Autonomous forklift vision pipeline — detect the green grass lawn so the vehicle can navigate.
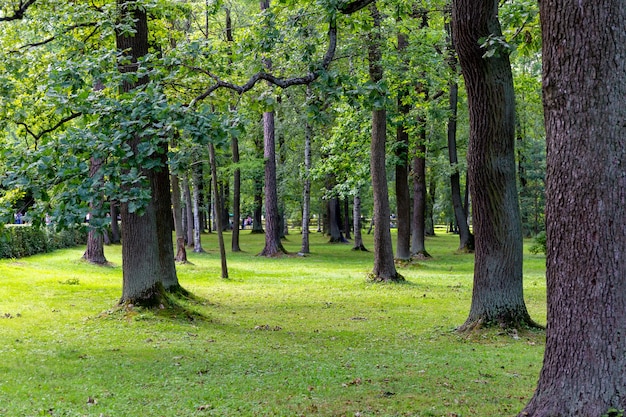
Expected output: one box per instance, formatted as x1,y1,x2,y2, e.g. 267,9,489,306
0,227,546,417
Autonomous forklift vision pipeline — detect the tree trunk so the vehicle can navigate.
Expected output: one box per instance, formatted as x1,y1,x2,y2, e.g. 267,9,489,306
367,3,402,282
209,143,228,278
231,132,241,251
258,109,286,256
328,197,346,243
410,142,430,257
452,0,535,329
182,175,194,247
109,202,120,244
446,35,474,251
153,144,179,291
343,198,351,240
394,25,411,261
519,2,626,415
300,95,312,254
191,164,205,253
258,0,286,257
83,157,107,265
170,173,187,263
352,193,367,251
116,0,166,306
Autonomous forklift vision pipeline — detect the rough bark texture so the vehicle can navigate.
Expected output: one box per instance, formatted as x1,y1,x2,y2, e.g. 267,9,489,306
367,3,401,282
328,197,346,243
452,0,534,329
519,1,626,416
410,144,429,257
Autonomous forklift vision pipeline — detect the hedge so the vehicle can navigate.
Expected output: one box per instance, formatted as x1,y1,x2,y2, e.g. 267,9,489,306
0,225,87,259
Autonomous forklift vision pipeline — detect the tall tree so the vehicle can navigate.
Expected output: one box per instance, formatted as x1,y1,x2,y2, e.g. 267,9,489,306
367,2,402,282
451,0,535,328
394,27,411,261
519,1,626,415
258,0,286,256
445,25,473,252
116,0,172,305
208,142,228,278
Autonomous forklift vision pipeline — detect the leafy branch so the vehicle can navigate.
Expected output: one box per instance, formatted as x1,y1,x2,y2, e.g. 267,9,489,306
188,0,375,106
0,0,37,22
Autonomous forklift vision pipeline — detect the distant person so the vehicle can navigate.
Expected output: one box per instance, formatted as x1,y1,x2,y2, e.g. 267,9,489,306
14,212,22,224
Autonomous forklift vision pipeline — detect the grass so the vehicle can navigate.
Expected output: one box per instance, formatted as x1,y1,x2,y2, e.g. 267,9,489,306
0,227,547,417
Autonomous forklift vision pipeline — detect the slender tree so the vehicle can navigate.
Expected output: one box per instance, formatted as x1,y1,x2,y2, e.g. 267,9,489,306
209,142,228,278
519,1,626,415
367,2,402,282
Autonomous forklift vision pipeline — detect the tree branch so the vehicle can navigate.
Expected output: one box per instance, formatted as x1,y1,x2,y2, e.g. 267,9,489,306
11,22,97,52
338,0,375,15
189,16,337,106
0,0,38,22
17,112,82,146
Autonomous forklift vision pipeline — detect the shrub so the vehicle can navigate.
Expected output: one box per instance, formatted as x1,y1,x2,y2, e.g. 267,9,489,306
0,225,87,259
529,231,547,255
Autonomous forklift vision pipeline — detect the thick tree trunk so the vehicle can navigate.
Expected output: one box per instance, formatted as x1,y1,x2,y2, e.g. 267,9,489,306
209,143,228,278
394,30,411,260
367,3,401,282
116,0,167,306
519,2,626,415
153,145,179,290
170,173,187,263
452,0,534,329
258,0,285,257
328,197,346,243
352,194,367,251
259,110,286,256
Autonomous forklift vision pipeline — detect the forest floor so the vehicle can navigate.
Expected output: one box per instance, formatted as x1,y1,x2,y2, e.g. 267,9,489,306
0,227,546,417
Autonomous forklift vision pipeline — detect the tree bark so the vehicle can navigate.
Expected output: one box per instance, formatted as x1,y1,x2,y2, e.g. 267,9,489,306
170,173,187,263
328,197,346,243
452,0,534,329
367,3,402,282
410,141,430,257
519,1,626,415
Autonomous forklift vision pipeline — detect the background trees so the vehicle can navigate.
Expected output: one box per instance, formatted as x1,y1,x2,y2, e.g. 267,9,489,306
0,1,545,291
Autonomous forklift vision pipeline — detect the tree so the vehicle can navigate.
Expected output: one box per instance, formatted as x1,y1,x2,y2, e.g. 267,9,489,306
451,0,535,329
367,2,402,282
519,1,626,415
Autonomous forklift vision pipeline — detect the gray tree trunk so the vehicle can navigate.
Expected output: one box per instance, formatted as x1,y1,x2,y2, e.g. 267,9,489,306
170,173,187,263
352,194,367,251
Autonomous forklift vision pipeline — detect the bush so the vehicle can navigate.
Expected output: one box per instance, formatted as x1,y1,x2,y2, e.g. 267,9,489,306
0,225,87,259
529,231,546,255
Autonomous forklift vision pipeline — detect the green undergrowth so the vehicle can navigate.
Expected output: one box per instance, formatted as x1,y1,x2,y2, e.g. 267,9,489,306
0,227,547,417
